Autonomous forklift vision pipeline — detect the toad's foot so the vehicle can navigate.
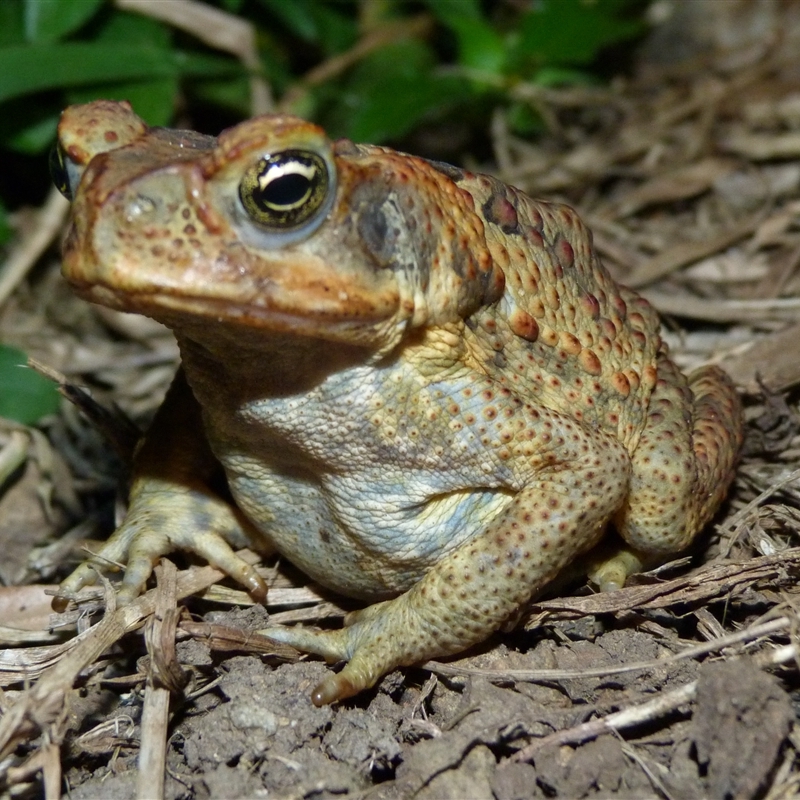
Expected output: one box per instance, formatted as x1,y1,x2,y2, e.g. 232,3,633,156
585,546,646,592
54,478,268,609
263,599,411,706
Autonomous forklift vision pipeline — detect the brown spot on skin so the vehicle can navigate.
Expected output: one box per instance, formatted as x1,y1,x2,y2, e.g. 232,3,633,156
559,331,582,355
624,369,640,391
509,309,539,342
629,311,645,328
580,292,601,318
545,285,560,310
600,318,617,339
557,238,574,269
612,372,631,396
482,193,520,234
579,349,602,376
540,326,559,347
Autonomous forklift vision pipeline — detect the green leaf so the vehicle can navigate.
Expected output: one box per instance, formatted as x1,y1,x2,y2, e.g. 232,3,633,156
533,66,598,87
0,43,171,102
0,346,60,425
110,77,177,126
24,0,104,44
93,8,170,48
311,3,357,56
258,0,319,41
190,74,252,118
514,0,644,69
64,11,179,125
0,42,238,105
257,0,355,54
67,77,178,127
446,15,507,75
5,108,59,153
506,102,544,136
172,49,243,79
0,200,12,246
425,0,507,78
424,0,483,26
0,0,26,47
324,40,470,143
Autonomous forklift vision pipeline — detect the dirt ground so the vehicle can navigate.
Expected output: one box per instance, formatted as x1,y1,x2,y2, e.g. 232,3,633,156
4,1,800,798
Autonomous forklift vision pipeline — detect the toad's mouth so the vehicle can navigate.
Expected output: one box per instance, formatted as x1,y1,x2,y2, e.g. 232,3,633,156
67,278,406,345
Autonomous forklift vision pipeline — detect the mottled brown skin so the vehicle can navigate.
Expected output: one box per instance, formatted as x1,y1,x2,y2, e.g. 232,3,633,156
53,100,743,705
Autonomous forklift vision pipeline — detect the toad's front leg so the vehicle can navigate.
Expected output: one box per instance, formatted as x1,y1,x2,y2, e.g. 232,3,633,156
264,427,630,705
54,370,269,609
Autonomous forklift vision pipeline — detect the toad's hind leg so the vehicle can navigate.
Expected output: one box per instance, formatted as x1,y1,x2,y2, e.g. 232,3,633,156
264,425,631,705
591,357,743,590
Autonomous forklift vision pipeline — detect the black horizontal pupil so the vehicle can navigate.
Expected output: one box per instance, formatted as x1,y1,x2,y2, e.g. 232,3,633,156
262,172,310,209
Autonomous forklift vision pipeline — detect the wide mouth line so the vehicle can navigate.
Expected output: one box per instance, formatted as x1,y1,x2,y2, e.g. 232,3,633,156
70,281,393,329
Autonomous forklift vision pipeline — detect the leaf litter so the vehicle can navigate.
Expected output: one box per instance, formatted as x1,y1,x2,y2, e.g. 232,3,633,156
4,2,800,798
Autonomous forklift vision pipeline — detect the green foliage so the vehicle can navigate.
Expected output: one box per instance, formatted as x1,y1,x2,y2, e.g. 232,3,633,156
0,0,647,212
323,40,471,144
23,0,105,44
0,346,60,424
0,0,647,425
513,0,644,69
430,0,645,85
0,201,12,246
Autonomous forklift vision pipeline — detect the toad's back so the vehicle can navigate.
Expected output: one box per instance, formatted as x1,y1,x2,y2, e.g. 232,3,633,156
453,168,661,446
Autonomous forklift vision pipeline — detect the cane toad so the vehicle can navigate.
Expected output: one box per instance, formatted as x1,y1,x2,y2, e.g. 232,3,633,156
52,100,743,705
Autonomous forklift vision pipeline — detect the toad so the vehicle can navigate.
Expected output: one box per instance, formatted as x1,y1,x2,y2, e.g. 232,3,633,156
51,100,743,705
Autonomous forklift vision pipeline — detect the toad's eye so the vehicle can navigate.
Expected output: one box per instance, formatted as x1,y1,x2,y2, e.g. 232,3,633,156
239,150,330,231
49,142,74,201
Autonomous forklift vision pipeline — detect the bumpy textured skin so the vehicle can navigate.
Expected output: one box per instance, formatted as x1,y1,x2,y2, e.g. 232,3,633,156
55,100,744,705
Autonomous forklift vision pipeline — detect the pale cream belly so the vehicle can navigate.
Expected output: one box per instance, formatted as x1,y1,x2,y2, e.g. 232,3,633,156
223,453,513,601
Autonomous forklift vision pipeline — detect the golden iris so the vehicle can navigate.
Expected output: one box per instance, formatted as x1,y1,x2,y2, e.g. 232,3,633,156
239,150,329,230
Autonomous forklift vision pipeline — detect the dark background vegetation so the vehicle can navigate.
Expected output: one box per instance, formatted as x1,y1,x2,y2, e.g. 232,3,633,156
0,0,647,233
0,0,650,423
